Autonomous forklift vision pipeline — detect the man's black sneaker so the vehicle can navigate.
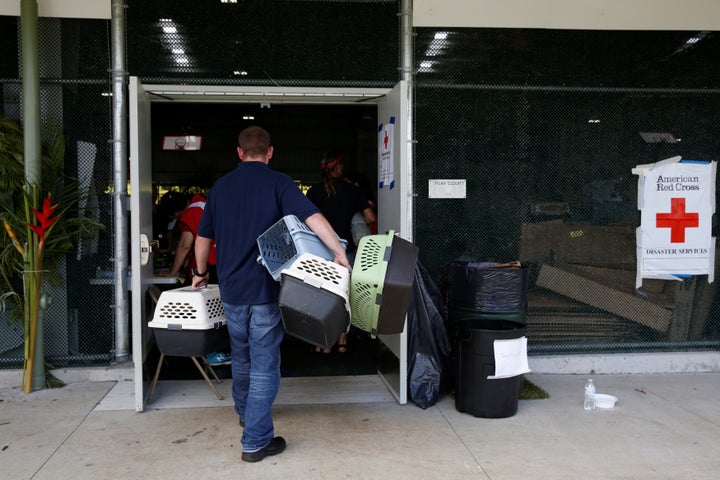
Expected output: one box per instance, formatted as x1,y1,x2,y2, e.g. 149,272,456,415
241,436,286,463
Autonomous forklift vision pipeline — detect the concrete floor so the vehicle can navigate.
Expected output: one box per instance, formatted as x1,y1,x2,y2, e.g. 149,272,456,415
2,371,719,480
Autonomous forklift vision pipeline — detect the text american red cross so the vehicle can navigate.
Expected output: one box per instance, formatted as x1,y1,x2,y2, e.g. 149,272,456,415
656,197,699,243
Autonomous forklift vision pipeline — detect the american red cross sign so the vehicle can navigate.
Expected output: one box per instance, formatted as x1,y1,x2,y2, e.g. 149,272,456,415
633,156,716,287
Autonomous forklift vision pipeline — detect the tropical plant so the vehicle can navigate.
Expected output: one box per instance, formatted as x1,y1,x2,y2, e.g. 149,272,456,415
0,115,104,392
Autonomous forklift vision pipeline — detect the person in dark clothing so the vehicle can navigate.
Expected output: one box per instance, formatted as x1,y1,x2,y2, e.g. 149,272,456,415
306,150,376,353
306,150,376,255
192,126,349,463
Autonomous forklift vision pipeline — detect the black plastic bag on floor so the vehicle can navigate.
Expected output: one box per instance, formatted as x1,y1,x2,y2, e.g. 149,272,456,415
407,262,452,409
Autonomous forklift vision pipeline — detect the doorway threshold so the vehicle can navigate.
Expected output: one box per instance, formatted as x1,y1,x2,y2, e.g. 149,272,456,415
96,375,395,411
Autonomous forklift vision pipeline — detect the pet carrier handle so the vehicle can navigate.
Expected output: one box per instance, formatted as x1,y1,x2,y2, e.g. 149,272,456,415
301,275,323,288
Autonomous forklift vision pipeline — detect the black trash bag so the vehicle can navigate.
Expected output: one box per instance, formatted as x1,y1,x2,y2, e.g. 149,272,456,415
407,262,452,409
447,261,529,312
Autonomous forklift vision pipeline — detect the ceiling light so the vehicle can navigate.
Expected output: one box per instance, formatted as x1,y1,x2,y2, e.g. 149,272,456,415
672,31,709,55
685,31,709,45
420,31,450,69
418,60,434,73
158,18,193,68
639,131,679,143
233,70,248,76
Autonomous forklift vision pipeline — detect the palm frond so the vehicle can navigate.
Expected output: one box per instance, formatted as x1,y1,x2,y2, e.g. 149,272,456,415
0,116,26,194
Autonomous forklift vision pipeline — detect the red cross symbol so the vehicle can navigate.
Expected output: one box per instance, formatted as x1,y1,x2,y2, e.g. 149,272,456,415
383,130,389,149
656,197,699,243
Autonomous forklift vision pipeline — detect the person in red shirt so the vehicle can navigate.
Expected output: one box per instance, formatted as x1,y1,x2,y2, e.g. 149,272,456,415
159,193,228,366
160,193,218,285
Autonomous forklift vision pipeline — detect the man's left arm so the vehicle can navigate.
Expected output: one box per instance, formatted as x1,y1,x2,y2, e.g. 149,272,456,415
304,212,351,269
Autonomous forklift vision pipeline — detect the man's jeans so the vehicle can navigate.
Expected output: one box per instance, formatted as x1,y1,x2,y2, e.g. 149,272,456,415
223,302,285,452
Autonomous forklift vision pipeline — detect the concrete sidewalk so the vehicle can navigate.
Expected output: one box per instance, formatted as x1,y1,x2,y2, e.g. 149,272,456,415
2,372,719,480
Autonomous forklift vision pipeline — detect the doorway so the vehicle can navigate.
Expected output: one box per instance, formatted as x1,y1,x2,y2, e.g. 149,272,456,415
130,80,410,411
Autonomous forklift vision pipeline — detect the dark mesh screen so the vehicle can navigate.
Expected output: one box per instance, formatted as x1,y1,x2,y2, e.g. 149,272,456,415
0,17,114,368
126,0,399,86
415,28,720,353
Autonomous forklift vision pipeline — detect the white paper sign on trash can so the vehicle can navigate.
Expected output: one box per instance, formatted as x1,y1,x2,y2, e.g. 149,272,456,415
488,336,531,379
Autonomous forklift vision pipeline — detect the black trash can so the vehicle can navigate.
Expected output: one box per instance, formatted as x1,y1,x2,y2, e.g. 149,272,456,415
455,320,526,418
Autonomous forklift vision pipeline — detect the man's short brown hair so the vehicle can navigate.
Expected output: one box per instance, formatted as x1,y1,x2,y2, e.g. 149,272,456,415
238,126,271,158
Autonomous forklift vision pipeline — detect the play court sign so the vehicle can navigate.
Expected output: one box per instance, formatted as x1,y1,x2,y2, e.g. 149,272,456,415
632,156,716,288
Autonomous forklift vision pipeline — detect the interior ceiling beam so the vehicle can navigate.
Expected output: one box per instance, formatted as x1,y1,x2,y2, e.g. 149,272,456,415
144,86,391,104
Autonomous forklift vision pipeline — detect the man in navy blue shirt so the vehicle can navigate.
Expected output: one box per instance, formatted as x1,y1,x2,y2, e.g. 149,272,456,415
192,126,350,463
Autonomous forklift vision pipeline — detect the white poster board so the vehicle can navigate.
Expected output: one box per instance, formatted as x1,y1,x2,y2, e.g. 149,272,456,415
633,156,717,287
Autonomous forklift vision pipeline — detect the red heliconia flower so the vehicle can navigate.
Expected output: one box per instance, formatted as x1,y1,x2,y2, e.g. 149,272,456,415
27,195,59,242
